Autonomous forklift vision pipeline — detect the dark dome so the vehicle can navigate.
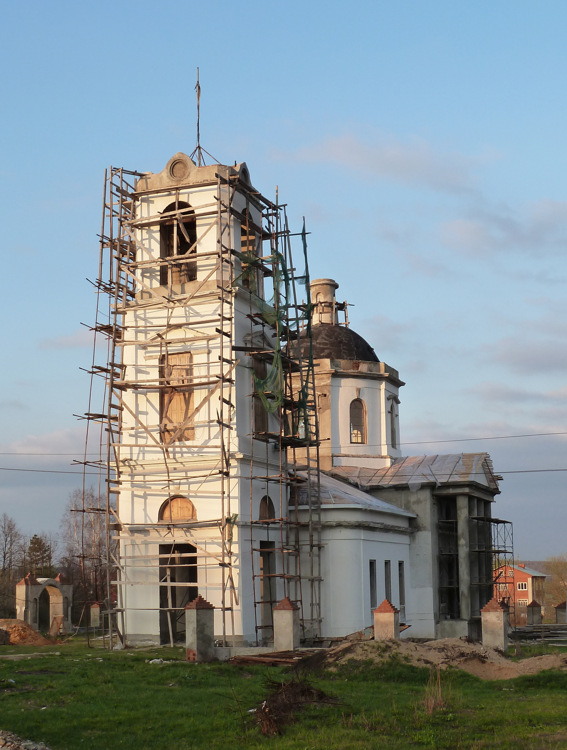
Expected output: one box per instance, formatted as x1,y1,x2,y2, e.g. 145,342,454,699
297,323,379,362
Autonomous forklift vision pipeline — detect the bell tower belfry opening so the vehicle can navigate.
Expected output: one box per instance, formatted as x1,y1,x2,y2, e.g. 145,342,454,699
84,153,321,646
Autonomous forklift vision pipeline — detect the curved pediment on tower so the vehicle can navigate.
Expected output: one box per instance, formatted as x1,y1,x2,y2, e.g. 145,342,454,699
135,153,252,192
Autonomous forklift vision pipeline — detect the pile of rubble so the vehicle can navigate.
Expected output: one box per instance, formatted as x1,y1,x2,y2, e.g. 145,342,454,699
0,621,50,647
319,637,567,680
0,731,51,750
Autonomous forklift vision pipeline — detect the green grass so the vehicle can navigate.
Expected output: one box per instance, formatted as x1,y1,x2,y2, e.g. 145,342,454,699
2,640,567,749
508,642,567,659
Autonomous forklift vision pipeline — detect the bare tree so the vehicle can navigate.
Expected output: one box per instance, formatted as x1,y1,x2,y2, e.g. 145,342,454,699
544,555,567,607
0,514,22,575
0,514,24,617
60,488,109,613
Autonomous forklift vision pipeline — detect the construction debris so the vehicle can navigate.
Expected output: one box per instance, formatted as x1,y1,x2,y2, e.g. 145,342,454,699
252,676,335,736
229,649,321,667
0,621,51,647
0,731,51,750
311,637,567,681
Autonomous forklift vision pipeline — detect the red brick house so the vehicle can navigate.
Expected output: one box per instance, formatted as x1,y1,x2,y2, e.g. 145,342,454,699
494,563,546,626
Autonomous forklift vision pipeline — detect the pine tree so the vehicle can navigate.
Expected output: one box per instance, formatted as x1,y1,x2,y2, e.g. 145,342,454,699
27,534,55,578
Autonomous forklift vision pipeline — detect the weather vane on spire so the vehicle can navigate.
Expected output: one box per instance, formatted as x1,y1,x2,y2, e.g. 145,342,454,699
190,68,217,166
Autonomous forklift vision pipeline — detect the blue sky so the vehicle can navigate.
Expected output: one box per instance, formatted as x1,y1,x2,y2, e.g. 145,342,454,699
1,1,566,559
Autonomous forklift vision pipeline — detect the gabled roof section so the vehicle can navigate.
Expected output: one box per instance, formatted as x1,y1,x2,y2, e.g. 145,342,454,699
330,453,500,493
511,564,547,578
494,564,547,578
296,471,415,518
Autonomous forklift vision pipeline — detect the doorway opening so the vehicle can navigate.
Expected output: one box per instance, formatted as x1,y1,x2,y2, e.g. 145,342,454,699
259,540,276,642
37,585,63,632
159,543,197,644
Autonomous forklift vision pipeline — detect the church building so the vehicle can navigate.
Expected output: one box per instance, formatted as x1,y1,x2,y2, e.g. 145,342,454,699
300,279,502,640
91,151,507,647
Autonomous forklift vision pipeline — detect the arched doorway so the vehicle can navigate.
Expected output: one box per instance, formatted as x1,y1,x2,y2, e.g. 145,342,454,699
258,496,276,642
37,585,63,632
158,497,198,644
38,589,50,631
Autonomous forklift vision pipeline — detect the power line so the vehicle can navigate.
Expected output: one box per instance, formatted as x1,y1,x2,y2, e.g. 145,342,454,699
0,452,101,456
0,431,565,458
401,431,567,446
0,465,566,478
0,466,98,476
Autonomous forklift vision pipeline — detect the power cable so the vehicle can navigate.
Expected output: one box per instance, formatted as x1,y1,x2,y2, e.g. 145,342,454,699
2,430,565,457
0,465,566,477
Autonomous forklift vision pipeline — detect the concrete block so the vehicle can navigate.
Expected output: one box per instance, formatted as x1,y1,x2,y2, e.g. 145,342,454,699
273,597,300,651
90,603,100,628
526,600,542,626
185,595,215,662
481,597,508,652
373,599,400,640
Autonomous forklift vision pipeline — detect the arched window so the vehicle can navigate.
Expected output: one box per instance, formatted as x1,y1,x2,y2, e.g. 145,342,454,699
389,400,398,449
259,495,276,522
240,209,260,293
160,201,197,286
160,352,194,444
159,496,197,523
252,357,268,435
350,398,366,444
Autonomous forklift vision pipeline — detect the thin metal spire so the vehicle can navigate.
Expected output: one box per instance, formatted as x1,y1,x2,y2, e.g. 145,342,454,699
190,68,219,166
195,68,202,166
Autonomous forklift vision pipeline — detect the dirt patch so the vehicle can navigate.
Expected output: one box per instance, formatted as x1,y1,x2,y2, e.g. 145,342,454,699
253,677,335,735
0,621,51,647
317,638,567,681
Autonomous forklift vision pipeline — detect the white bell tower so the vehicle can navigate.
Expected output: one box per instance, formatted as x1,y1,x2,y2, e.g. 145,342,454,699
92,153,321,646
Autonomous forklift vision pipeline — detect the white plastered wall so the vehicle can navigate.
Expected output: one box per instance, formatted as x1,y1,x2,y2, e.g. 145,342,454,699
117,172,284,644
330,372,401,470
298,506,412,638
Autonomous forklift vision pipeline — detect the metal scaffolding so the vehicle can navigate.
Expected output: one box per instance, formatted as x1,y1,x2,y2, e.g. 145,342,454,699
81,159,321,647
491,517,515,623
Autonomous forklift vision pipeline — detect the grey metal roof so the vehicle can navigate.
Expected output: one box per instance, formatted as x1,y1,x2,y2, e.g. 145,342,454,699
296,471,415,517
330,453,500,492
512,565,547,578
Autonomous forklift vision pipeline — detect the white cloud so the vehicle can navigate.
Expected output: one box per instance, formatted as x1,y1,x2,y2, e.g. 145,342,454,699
398,249,450,279
40,327,94,350
357,315,412,355
521,302,567,338
0,426,97,457
481,336,567,375
274,133,485,194
0,399,27,411
0,427,103,537
441,199,567,257
467,382,567,406
304,200,363,224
